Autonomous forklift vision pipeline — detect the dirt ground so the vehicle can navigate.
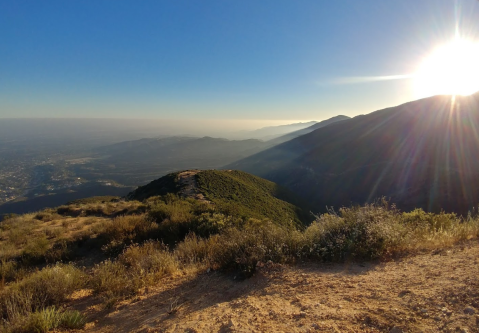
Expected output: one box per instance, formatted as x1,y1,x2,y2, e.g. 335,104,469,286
74,240,479,333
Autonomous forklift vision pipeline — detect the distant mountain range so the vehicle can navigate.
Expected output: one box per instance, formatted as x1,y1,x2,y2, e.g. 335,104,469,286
232,121,318,140
267,115,350,145
88,117,349,186
228,93,479,214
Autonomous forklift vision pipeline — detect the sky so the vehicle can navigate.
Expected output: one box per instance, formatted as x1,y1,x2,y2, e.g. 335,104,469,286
1,0,479,123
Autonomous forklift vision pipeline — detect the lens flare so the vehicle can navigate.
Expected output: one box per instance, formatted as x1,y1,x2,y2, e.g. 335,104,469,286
414,38,479,98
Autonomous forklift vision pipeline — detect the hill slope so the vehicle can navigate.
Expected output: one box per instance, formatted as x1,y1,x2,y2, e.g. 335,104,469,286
267,115,350,145
228,93,479,214
232,121,318,140
128,170,312,227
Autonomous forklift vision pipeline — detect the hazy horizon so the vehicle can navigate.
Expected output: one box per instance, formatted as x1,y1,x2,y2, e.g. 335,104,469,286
2,0,478,121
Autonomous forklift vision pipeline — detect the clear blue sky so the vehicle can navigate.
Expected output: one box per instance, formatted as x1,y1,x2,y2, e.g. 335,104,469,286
1,0,479,121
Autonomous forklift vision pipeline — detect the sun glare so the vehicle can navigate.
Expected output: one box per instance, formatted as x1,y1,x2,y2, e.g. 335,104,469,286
414,38,479,98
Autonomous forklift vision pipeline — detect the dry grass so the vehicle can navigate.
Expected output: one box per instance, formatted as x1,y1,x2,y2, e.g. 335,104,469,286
0,264,85,331
1,197,479,332
91,241,178,303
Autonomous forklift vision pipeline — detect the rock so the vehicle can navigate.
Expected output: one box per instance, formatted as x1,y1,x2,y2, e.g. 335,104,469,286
219,319,236,333
390,326,403,333
292,311,306,319
311,323,320,329
464,307,476,315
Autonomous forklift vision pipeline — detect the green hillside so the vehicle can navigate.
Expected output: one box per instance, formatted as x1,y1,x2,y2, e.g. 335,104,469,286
128,170,311,228
195,170,310,227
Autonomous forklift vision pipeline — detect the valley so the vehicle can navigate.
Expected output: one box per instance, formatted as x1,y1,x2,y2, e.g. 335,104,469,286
3,2,479,332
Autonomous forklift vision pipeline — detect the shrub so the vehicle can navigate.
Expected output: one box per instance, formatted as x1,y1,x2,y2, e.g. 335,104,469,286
91,260,139,298
21,306,62,333
206,220,302,275
102,215,158,243
118,242,177,278
11,307,86,333
99,215,159,254
0,264,85,322
303,202,406,261
34,210,61,222
175,234,214,265
91,242,177,298
0,260,19,283
58,309,86,329
22,237,50,264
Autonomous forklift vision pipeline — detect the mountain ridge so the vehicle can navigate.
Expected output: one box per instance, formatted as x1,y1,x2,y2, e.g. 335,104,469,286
228,93,479,214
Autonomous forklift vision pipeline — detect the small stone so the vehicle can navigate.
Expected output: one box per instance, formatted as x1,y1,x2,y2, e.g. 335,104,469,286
311,323,320,329
464,307,476,315
421,309,428,314
390,326,403,333
218,319,236,333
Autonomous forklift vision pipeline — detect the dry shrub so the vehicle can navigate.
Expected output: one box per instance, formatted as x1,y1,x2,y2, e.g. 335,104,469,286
90,260,136,298
205,220,302,275
91,241,177,299
21,237,50,263
5,307,86,333
119,242,177,278
175,233,214,265
400,208,479,249
0,264,85,323
102,215,159,244
34,210,62,222
303,201,406,261
0,260,19,284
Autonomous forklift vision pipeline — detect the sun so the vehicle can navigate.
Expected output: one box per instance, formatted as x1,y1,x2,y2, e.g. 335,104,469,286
414,38,479,98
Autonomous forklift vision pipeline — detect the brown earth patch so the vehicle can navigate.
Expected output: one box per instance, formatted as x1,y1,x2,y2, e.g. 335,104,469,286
75,240,479,333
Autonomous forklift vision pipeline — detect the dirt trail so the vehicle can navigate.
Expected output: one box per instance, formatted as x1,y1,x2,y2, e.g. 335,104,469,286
177,170,211,204
79,240,479,333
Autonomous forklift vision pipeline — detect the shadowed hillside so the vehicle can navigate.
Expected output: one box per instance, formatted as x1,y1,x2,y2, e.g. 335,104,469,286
267,115,350,145
228,93,479,214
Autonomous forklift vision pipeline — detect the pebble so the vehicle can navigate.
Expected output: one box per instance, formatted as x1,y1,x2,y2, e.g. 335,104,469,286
389,326,403,333
464,307,476,315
